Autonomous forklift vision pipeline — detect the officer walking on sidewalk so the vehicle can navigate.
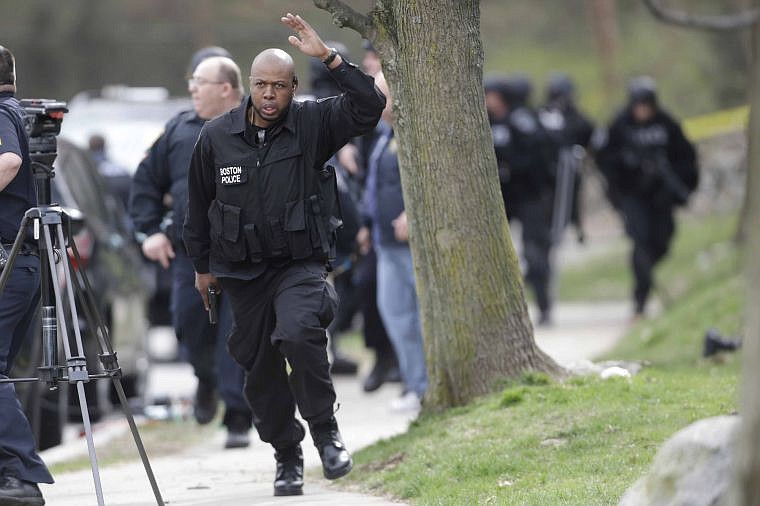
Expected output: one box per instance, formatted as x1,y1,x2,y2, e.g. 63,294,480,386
183,13,385,496
129,48,253,448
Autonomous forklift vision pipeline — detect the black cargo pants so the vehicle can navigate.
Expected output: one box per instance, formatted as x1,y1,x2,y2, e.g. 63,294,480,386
219,260,338,449
618,196,675,314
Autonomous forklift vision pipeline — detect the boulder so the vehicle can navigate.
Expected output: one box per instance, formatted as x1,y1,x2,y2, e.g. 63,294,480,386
619,415,739,506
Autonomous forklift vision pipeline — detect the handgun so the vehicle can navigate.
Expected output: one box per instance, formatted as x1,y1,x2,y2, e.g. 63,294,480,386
207,286,219,326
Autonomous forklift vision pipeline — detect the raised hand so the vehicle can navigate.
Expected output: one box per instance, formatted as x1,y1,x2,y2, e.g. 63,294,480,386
281,13,331,60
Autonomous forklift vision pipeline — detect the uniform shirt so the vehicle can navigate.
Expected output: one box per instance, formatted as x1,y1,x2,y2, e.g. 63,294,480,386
0,91,35,245
130,110,205,244
183,58,385,278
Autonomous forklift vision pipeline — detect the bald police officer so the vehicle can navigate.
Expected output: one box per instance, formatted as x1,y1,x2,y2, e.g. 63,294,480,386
183,14,385,496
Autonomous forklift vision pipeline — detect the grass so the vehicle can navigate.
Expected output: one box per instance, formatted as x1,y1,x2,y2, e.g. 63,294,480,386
48,417,217,475
340,210,743,504
558,211,739,303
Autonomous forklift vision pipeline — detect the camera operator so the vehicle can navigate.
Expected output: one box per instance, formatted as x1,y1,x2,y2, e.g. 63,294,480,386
595,77,698,317
129,48,253,448
0,45,53,506
183,13,385,496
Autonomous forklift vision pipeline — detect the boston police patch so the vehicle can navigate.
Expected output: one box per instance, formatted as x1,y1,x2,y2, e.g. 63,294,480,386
217,165,247,185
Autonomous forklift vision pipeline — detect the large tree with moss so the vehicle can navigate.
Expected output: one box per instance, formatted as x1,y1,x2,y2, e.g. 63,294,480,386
314,0,562,410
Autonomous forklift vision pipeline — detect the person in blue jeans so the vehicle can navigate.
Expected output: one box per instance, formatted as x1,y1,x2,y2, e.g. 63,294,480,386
358,73,426,413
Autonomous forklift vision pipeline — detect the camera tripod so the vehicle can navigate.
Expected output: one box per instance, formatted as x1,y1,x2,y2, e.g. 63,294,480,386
0,158,164,506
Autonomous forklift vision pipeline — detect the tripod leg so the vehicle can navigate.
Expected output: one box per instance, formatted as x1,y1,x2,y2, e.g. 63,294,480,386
41,223,106,506
112,377,165,506
76,381,106,506
67,232,165,505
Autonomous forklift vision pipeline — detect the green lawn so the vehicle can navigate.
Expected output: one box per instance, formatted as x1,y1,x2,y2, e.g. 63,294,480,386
558,211,739,303
341,211,743,505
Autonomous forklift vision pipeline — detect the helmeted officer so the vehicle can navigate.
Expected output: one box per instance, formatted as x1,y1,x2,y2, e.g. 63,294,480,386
594,76,698,316
0,45,52,506
183,13,385,496
539,73,594,243
485,74,557,325
129,48,253,448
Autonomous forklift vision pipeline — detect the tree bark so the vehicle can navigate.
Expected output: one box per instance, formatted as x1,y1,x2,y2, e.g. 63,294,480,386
733,5,760,505
316,0,563,410
587,0,621,104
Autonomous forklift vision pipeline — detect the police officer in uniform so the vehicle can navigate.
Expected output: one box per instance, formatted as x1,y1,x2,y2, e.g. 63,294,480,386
0,45,52,506
595,77,698,316
183,14,384,496
130,49,253,448
539,74,594,243
485,74,557,325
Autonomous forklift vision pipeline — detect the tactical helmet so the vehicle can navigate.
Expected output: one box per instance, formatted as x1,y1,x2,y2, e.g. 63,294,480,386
628,76,658,106
546,73,575,102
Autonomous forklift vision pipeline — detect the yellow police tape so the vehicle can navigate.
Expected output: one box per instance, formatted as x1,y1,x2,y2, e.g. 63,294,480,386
683,105,749,142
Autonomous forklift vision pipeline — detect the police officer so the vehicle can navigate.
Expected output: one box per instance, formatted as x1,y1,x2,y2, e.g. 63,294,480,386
595,77,698,316
0,45,52,506
539,74,594,243
183,13,384,496
485,74,557,325
129,49,253,448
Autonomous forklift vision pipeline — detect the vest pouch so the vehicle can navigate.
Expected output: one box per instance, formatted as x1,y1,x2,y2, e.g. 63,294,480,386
284,199,312,259
207,200,247,262
265,218,288,258
317,166,343,226
243,224,264,263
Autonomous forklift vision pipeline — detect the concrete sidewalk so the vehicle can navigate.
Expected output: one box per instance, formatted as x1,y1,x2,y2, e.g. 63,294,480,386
40,300,630,505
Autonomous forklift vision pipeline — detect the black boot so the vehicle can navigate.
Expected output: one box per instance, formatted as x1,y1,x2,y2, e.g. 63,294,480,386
193,380,218,425
309,417,353,480
0,475,45,505
273,445,303,496
362,350,400,392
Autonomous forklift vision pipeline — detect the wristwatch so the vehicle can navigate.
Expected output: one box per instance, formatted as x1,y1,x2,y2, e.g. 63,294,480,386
322,47,339,66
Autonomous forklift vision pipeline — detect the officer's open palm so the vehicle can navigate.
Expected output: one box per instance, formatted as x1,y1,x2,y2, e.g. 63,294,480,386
281,13,330,59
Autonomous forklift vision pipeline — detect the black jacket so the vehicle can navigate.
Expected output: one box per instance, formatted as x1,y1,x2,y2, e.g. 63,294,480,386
595,107,698,209
490,106,556,212
183,59,385,278
130,110,205,244
538,103,594,149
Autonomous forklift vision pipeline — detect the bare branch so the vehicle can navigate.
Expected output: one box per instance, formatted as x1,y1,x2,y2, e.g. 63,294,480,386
642,0,759,31
314,0,374,39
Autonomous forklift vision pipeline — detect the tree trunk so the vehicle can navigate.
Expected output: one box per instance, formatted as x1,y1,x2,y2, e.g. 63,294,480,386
316,0,563,410
587,0,621,104
733,4,760,504
737,8,760,243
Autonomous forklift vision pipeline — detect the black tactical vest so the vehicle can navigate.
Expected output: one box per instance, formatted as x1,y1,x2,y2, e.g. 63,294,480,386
207,146,342,268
